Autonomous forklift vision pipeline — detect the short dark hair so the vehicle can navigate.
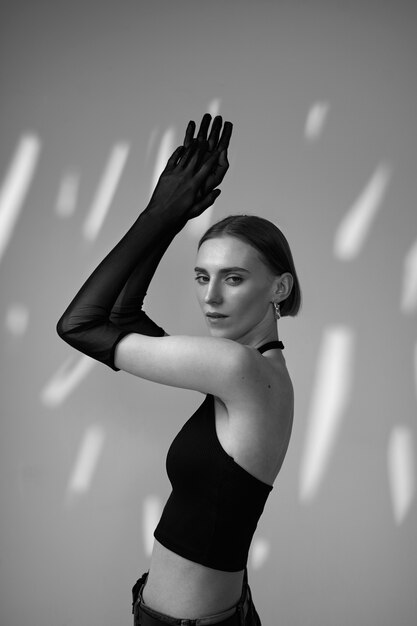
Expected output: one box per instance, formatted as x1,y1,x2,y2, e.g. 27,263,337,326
198,214,302,316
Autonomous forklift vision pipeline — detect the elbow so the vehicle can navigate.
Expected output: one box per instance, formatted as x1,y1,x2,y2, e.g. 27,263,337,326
56,312,76,342
56,315,67,340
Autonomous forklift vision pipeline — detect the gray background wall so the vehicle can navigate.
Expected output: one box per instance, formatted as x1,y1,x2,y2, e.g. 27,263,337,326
1,1,416,624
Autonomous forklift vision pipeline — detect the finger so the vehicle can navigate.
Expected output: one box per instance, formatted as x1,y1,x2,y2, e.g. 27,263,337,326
206,161,228,190
179,139,200,168
218,121,233,152
207,116,222,151
213,149,229,182
183,120,195,148
218,148,229,168
199,150,229,194
194,149,223,183
186,141,208,172
195,140,209,171
165,145,185,169
196,113,212,142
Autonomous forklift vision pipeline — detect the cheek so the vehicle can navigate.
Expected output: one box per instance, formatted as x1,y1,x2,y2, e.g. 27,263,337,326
233,285,269,313
195,287,205,307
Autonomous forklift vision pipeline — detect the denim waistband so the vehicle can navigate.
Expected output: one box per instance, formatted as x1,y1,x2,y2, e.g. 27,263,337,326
132,569,250,625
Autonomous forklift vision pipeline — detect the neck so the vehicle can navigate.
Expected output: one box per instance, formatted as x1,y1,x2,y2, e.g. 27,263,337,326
236,329,280,351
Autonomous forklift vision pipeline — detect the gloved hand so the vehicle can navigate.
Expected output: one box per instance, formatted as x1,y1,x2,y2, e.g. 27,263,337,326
146,115,231,221
57,114,233,370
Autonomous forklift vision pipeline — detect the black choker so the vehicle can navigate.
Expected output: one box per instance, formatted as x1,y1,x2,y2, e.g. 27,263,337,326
257,341,284,354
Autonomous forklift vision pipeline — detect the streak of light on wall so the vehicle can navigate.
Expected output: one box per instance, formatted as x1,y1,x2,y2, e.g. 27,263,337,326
299,327,355,502
146,128,159,162
0,135,41,264
41,355,96,407
83,143,130,242
401,237,417,314
207,98,221,118
67,424,106,495
250,537,270,570
150,127,176,196
334,164,392,260
56,171,80,218
5,304,30,336
142,495,163,557
414,341,417,403
387,426,415,525
304,102,330,141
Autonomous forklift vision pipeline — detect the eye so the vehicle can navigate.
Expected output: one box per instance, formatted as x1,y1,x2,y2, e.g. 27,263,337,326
226,275,243,285
194,275,209,284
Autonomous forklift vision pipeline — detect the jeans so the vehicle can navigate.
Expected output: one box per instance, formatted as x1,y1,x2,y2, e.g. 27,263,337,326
132,568,262,626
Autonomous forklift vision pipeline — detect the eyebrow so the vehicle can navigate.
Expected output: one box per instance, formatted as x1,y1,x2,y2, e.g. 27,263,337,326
194,266,250,274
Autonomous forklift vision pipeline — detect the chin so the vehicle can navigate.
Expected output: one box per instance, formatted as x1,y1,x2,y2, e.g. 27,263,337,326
206,325,230,338
208,328,228,338
208,327,240,341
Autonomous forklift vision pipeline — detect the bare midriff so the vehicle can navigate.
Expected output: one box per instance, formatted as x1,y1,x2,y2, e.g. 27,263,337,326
141,539,244,619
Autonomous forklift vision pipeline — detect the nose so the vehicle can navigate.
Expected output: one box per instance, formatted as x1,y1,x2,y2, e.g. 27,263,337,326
204,279,223,305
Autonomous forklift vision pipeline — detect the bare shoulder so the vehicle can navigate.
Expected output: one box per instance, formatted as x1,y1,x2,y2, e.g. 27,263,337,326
232,350,293,423
114,332,258,401
218,354,294,484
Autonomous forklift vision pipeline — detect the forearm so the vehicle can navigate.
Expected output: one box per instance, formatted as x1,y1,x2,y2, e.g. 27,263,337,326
64,209,180,312
56,206,184,369
109,230,174,334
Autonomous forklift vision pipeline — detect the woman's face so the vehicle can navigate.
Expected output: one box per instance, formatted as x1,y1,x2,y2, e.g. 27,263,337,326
194,235,279,344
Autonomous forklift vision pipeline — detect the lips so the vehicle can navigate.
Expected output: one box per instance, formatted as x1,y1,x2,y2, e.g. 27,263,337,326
206,312,228,318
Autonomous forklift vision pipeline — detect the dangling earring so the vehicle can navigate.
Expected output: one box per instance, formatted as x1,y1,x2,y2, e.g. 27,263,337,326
273,302,281,320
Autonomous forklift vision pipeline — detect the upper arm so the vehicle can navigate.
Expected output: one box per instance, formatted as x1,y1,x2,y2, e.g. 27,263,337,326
114,333,255,401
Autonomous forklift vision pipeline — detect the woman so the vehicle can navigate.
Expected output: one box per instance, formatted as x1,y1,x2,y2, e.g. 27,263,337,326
57,113,301,625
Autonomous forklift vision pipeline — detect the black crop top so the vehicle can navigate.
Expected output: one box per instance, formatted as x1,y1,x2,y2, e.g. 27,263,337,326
153,340,284,572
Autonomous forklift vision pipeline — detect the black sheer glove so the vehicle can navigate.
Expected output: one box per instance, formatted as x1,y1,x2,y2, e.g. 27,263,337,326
108,114,232,337
108,231,172,337
56,114,232,371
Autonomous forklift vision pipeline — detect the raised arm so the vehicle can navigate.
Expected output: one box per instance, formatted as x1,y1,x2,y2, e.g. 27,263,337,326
56,114,232,373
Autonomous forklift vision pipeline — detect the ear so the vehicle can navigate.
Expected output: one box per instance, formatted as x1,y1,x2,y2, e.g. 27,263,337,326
272,272,293,303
